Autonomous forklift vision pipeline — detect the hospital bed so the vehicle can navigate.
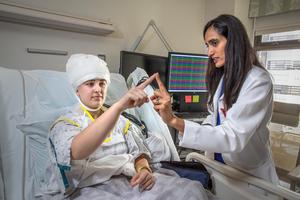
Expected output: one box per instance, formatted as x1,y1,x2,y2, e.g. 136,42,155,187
0,66,300,200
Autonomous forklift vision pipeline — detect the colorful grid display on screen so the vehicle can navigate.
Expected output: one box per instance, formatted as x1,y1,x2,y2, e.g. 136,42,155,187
168,53,208,92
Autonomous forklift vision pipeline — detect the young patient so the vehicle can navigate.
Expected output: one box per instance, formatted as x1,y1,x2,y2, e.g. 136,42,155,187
46,54,209,200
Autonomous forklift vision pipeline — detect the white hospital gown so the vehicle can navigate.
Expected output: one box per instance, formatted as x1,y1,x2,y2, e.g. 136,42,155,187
46,105,210,200
50,107,151,163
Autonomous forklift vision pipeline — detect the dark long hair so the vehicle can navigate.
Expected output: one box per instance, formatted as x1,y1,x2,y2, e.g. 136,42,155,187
203,14,264,110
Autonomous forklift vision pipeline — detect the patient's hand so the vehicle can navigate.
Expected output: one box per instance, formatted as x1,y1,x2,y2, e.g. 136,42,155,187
130,169,156,192
115,73,158,110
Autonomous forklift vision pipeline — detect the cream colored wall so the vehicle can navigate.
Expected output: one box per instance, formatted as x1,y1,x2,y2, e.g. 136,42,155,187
0,0,206,72
204,0,254,42
0,0,253,72
204,0,235,23
234,0,254,42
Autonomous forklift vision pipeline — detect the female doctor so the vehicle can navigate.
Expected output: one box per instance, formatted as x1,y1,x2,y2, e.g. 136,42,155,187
151,14,278,184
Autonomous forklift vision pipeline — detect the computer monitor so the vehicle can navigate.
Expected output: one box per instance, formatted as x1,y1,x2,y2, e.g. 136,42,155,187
119,51,168,88
168,52,208,92
167,52,209,113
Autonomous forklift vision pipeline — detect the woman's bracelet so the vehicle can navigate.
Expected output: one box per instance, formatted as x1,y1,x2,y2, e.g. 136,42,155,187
136,165,152,173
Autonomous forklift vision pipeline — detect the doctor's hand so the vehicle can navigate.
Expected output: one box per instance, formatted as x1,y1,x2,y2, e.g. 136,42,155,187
150,75,176,125
151,75,185,133
115,73,158,111
130,169,156,192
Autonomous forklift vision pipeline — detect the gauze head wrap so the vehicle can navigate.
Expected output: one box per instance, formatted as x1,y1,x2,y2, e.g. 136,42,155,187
66,54,110,90
66,54,110,112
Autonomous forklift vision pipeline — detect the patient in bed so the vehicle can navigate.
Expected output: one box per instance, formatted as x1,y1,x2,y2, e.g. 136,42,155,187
44,54,209,200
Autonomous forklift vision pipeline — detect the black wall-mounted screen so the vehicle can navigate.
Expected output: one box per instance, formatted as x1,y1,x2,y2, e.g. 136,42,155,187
119,51,168,87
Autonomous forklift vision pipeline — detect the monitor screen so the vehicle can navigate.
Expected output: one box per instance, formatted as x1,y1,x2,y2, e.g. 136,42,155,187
167,52,209,113
119,51,168,87
167,52,208,93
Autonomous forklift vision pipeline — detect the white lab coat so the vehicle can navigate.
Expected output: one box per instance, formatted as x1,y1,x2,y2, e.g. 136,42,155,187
179,66,279,184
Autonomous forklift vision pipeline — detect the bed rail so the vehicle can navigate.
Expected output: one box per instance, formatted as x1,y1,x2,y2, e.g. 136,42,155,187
186,152,300,200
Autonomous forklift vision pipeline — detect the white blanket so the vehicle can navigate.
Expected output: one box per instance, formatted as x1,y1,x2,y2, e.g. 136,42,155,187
41,169,210,200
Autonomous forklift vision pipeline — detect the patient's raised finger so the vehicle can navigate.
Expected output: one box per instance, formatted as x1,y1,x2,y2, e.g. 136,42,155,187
137,73,158,89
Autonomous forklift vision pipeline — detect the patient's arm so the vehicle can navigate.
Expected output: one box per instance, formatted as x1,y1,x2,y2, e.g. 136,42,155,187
124,121,155,191
71,74,157,160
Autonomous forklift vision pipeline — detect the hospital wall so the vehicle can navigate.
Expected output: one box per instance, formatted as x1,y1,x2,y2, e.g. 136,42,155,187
0,0,251,72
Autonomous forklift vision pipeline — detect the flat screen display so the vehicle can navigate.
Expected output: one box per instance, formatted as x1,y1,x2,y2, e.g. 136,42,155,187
119,51,168,87
168,52,208,92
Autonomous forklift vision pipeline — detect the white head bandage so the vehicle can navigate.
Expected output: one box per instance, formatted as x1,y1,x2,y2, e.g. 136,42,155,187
66,54,110,111
66,54,110,90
